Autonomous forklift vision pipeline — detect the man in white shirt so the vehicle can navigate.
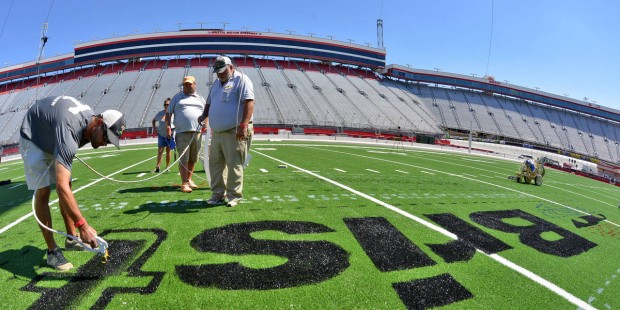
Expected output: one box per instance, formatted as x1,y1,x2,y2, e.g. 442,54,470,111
166,76,206,193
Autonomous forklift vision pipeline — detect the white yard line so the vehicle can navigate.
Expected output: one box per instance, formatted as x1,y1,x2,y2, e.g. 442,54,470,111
366,169,380,173
0,156,154,235
254,149,596,310
8,183,23,189
334,168,347,172
544,184,617,208
420,170,435,175
395,170,409,174
309,146,620,228
260,168,268,173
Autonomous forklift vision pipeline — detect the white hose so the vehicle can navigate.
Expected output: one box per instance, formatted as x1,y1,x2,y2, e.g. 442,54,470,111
30,161,108,256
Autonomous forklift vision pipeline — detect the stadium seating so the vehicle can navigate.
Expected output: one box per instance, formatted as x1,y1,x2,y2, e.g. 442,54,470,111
1,57,619,165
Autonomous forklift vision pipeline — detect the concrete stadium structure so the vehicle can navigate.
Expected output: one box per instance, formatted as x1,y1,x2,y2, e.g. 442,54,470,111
1,29,619,173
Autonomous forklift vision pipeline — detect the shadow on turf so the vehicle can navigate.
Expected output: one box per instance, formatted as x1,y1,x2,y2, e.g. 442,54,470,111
0,181,35,218
0,245,46,279
123,198,219,215
122,170,153,176
118,185,210,194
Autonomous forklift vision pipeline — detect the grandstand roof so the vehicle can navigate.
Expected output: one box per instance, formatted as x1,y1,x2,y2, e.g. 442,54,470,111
0,30,386,83
382,65,620,124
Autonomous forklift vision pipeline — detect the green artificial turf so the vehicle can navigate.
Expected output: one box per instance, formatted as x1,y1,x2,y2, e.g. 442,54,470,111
0,140,618,309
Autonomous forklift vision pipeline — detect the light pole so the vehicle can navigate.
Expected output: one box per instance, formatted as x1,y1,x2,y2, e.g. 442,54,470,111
222,22,229,30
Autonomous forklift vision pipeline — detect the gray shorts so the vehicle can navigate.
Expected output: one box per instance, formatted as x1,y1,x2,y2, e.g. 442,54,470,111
20,138,56,190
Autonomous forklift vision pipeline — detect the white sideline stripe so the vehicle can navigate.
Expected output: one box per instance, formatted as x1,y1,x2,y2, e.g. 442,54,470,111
9,183,23,189
0,156,155,235
334,168,347,172
420,170,434,175
260,168,268,173
366,169,380,173
253,149,595,310
545,183,616,208
395,170,409,174
312,146,620,228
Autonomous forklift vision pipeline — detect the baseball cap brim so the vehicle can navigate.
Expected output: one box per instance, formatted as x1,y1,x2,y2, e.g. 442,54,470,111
214,64,228,73
101,110,126,149
105,125,121,149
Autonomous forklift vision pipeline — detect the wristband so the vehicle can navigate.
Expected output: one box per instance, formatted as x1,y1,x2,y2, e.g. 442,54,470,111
75,218,87,228
239,123,248,129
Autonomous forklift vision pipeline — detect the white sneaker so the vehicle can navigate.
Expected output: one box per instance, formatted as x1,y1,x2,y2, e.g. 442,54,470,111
65,237,91,251
47,247,73,271
227,198,241,208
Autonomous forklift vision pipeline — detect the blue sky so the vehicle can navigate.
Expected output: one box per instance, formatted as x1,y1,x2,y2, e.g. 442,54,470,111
1,0,619,111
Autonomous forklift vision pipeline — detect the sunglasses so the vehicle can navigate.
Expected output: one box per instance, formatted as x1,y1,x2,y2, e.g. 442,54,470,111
102,124,111,144
164,104,169,107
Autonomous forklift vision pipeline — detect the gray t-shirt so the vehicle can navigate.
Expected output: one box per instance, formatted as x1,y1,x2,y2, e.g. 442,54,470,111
20,96,94,171
207,70,254,132
153,110,174,137
168,92,206,133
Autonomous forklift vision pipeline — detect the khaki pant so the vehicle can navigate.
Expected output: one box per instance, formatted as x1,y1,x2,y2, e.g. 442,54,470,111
175,131,202,163
209,124,253,200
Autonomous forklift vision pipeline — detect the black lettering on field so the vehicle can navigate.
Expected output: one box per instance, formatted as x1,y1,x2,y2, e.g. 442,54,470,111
22,239,143,310
572,214,606,228
176,221,349,290
425,213,512,260
93,228,167,309
470,209,597,257
21,228,167,310
426,240,476,263
344,217,435,271
393,273,473,309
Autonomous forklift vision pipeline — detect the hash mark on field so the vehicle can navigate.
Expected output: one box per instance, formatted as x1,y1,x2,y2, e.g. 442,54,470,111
366,169,380,173
9,184,23,189
137,173,146,178
260,169,268,173
395,170,409,174
420,170,434,175
334,168,347,172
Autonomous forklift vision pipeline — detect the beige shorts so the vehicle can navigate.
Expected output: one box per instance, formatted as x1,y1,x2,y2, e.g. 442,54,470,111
20,138,57,190
175,131,202,163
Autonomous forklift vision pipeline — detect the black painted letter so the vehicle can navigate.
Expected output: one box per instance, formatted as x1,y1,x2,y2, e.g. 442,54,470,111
470,209,597,257
176,221,350,290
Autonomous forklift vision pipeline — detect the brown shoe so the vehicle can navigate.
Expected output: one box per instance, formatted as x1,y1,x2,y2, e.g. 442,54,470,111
188,180,198,189
181,183,193,193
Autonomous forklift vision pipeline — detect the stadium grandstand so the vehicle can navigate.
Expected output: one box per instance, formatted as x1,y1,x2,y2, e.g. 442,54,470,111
1,29,619,177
